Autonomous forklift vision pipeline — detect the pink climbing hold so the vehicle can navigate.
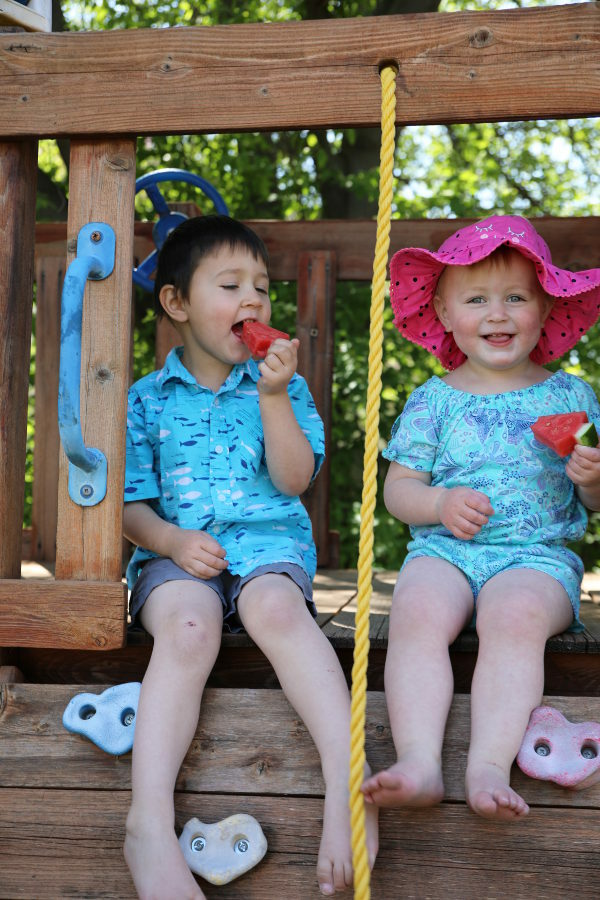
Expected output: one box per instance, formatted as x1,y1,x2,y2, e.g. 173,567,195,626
516,706,600,790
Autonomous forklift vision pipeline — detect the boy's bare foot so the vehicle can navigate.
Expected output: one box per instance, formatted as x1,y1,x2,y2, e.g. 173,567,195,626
465,762,529,821
124,814,206,900
360,752,444,808
316,779,379,895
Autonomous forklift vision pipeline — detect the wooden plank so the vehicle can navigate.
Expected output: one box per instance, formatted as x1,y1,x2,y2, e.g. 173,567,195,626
55,139,136,583
31,256,63,562
0,140,37,578
1,792,600,898
297,251,336,567
0,581,127,649
0,5,599,138
3,685,600,812
35,217,600,282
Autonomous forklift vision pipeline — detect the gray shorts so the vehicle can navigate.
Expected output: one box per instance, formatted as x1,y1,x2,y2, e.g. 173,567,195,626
129,557,316,633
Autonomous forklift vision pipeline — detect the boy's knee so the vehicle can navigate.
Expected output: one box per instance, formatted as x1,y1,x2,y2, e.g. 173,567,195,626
160,611,221,659
240,582,306,635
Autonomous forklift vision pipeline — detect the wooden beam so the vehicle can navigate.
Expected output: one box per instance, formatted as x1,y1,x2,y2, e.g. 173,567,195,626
0,5,598,137
297,251,336,567
1,787,599,899
55,139,136,583
0,581,127,649
35,217,600,282
2,685,600,810
0,141,37,578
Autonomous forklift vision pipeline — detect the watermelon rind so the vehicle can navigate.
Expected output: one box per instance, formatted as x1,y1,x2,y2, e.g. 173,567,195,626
575,422,599,448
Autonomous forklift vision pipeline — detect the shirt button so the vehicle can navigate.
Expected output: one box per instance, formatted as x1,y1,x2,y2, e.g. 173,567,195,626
214,445,223,454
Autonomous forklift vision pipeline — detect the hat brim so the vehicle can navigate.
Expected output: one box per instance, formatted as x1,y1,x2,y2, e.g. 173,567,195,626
389,241,600,370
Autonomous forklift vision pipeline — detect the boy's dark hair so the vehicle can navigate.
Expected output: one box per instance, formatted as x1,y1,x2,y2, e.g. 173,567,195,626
153,215,269,319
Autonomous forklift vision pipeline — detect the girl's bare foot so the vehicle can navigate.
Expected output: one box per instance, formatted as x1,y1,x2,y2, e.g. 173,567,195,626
316,777,379,895
124,812,206,900
465,762,529,821
360,751,444,808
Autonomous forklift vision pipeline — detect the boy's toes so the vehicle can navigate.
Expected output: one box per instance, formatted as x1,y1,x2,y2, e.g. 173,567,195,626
317,857,352,895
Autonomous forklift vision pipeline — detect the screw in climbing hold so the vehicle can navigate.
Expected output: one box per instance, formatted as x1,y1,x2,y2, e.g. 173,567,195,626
235,839,249,853
191,837,206,852
534,742,551,757
80,484,94,499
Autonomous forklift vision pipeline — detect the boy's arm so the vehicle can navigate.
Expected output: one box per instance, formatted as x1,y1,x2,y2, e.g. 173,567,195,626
260,391,315,495
257,337,315,495
123,501,227,578
384,461,493,541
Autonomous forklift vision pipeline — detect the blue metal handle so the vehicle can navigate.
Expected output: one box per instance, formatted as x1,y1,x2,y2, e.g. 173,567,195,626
58,223,115,507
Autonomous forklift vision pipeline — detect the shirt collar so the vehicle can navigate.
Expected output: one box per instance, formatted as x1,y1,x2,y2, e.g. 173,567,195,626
161,346,261,392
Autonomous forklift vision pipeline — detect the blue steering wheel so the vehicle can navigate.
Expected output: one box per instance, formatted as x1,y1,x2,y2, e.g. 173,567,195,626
133,168,229,293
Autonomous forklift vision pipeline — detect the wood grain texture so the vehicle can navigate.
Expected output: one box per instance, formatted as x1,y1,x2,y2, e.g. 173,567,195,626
55,139,135,583
31,256,63,563
2,789,600,899
34,217,600,280
0,580,127,649
0,5,598,137
2,685,600,810
3,690,600,898
0,140,37,578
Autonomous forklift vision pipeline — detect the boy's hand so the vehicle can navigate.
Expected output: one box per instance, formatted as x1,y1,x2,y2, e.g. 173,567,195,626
166,527,228,579
436,486,494,540
566,444,600,488
257,337,299,395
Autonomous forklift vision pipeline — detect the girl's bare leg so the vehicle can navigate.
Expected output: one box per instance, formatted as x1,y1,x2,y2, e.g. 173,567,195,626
466,569,573,821
361,558,473,808
124,581,223,900
238,574,378,896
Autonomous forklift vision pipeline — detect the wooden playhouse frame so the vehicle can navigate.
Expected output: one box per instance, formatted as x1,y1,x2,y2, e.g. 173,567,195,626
2,3,600,897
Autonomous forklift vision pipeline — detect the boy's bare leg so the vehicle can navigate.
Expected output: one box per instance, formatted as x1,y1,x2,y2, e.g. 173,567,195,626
238,573,378,897
124,581,223,900
361,558,473,808
467,568,573,822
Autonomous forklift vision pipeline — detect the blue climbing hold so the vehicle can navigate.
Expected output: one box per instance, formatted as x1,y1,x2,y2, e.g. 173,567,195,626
62,682,141,755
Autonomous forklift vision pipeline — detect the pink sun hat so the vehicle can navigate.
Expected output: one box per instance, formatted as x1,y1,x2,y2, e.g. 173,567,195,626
389,215,600,370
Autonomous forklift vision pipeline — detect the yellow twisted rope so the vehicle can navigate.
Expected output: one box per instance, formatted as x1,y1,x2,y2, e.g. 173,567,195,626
349,64,397,900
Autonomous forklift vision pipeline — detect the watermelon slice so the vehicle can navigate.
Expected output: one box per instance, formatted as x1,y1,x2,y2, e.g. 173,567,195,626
240,320,290,358
531,411,590,457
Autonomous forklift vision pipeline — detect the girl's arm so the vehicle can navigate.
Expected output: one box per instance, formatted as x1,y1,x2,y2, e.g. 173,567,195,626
567,445,600,511
384,461,493,540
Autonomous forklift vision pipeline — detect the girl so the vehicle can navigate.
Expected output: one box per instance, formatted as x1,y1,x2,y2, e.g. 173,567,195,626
362,215,600,821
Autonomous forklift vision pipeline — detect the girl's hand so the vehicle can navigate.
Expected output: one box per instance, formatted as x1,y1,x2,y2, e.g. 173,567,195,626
436,486,494,540
566,444,600,488
166,527,228,579
257,337,299,395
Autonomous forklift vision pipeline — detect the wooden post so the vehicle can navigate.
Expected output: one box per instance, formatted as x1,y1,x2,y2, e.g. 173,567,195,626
296,251,337,568
0,140,37,578
55,139,136,584
31,256,64,562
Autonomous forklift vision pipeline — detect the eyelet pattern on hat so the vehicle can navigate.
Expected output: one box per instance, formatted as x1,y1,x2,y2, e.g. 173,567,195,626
389,215,600,370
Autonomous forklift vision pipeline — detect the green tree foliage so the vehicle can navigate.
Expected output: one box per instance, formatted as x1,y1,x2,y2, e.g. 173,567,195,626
36,0,600,570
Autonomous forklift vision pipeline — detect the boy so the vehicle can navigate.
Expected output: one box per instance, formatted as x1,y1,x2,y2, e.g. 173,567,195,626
123,215,378,898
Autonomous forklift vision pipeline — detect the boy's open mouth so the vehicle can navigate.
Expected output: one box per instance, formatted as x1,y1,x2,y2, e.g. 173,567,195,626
232,319,256,339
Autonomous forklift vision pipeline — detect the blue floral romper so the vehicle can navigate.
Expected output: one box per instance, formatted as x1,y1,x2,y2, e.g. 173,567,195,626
383,371,600,630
